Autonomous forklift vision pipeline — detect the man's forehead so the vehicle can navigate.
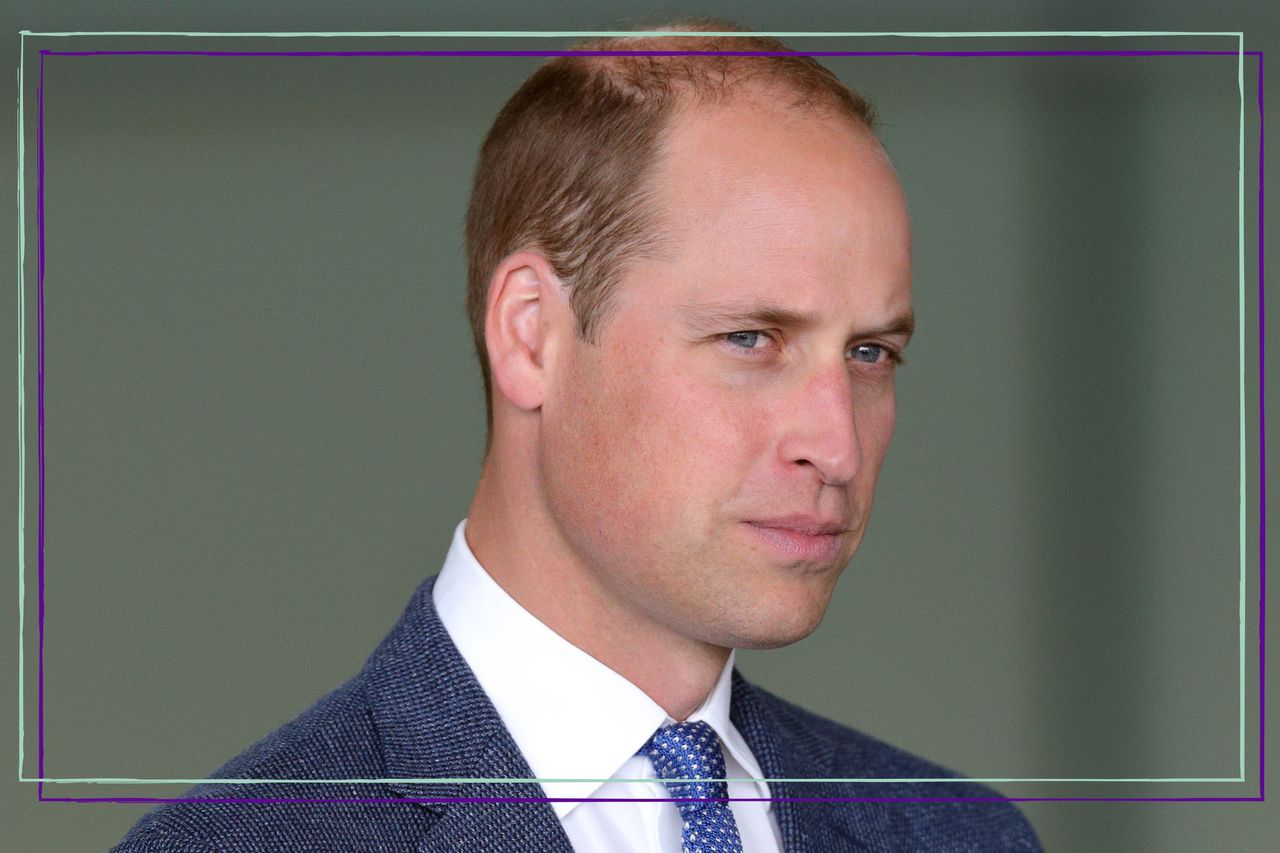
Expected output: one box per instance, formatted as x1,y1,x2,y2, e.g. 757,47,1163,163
649,96,901,230
658,84,880,167
608,84,912,342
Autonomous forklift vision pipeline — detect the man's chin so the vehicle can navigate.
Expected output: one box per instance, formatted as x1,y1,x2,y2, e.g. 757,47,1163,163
719,592,834,650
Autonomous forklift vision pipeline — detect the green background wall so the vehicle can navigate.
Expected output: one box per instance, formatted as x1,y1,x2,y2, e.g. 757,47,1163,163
3,2,1276,850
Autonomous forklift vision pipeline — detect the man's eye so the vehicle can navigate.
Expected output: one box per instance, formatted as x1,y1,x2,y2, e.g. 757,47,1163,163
850,344,893,364
725,330,768,349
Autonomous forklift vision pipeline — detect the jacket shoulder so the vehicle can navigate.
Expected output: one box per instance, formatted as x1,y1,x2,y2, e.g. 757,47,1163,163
209,674,383,781
744,683,1043,851
111,674,429,853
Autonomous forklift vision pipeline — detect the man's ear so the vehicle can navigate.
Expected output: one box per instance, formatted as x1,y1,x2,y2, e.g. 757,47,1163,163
484,251,570,413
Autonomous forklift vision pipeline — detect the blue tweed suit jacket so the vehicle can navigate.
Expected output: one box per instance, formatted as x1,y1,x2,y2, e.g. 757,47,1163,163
114,576,1041,852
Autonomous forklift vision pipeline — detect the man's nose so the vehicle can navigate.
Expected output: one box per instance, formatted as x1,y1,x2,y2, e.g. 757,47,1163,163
775,363,863,486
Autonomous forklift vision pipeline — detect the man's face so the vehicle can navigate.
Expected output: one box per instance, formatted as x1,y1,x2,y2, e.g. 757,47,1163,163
537,92,913,651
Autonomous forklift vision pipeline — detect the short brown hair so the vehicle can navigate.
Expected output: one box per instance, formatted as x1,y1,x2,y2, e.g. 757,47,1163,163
464,18,877,434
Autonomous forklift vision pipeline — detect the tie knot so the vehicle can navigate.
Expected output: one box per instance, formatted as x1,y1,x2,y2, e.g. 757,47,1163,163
640,720,728,800
640,720,743,851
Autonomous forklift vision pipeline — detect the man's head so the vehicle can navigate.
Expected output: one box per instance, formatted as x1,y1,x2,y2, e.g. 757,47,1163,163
465,21,878,433
466,21,913,652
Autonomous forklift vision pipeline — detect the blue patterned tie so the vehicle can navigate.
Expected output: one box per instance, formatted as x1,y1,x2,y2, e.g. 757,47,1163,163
640,720,744,853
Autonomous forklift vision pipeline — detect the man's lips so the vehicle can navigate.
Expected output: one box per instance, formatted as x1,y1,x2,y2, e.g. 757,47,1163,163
743,515,851,562
747,514,850,536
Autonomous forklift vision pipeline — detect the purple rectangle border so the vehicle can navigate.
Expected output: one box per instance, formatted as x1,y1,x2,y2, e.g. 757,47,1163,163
27,46,1267,805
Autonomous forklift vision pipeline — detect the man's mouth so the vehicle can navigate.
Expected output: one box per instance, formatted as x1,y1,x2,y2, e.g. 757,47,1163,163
743,515,850,562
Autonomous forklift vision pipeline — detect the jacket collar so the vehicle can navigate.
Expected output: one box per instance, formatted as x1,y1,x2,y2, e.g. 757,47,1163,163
361,574,573,851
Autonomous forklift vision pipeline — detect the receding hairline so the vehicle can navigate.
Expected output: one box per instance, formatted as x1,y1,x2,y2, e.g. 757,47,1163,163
607,77,892,259
562,41,886,213
563,40,877,129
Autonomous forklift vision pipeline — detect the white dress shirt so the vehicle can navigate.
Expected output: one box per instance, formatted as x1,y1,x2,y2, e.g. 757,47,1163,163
433,519,783,852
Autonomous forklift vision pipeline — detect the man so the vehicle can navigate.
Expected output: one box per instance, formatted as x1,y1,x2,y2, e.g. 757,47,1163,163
116,21,1041,852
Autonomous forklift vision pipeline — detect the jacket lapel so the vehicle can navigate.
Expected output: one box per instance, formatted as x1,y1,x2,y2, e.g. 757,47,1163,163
731,671,893,852
362,575,573,852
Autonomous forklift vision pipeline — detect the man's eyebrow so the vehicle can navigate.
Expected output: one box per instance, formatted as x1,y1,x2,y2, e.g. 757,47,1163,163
868,311,916,339
677,300,820,331
678,300,916,339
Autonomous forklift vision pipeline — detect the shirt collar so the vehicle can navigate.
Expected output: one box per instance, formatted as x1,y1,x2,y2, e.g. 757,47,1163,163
432,519,771,817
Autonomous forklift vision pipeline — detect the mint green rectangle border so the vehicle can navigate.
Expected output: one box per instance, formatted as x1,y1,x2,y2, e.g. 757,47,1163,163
15,29,1253,788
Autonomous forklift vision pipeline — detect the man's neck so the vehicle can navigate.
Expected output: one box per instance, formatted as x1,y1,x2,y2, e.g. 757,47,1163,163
466,462,729,721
